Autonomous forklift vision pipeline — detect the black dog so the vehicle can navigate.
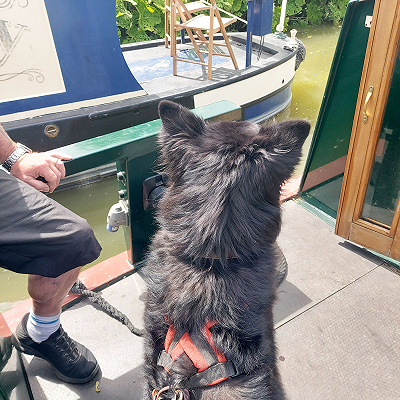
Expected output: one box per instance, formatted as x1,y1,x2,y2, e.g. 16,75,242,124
143,100,310,400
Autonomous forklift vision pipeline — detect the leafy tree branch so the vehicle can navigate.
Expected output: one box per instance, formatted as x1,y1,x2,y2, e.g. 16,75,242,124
116,0,349,44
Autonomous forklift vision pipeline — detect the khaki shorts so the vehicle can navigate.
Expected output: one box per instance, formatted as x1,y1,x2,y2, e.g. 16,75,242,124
0,170,101,278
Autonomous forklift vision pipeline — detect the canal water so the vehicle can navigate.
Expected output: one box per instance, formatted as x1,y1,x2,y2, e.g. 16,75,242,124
0,24,341,313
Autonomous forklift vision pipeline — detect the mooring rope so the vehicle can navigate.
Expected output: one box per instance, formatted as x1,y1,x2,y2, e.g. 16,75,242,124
69,280,144,337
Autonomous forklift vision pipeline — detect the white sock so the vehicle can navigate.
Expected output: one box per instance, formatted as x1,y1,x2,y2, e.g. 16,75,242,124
26,311,61,343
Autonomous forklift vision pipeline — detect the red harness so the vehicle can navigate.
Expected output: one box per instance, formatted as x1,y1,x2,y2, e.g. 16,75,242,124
157,321,241,390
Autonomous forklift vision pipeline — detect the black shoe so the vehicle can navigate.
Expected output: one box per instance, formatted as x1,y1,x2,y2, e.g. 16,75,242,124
0,336,12,373
11,313,100,384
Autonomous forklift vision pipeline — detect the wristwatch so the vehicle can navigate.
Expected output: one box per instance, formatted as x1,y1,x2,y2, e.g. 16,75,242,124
2,143,32,172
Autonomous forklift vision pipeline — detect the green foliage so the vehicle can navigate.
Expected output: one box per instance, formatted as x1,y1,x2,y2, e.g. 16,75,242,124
327,0,349,25
307,0,324,25
286,0,304,17
273,0,349,29
116,0,349,44
116,0,164,44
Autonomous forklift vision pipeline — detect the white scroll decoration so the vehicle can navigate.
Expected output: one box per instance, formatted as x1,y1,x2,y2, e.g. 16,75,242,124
0,0,65,103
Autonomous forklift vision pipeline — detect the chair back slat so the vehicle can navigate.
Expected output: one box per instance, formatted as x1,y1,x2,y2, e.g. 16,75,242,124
165,0,239,79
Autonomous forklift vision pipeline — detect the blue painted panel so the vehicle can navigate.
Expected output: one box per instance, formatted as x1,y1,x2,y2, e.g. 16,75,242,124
252,0,273,36
246,0,273,67
244,83,292,121
0,0,143,116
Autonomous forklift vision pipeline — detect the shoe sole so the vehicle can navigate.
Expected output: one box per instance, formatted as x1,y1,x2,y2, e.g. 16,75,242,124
11,334,100,384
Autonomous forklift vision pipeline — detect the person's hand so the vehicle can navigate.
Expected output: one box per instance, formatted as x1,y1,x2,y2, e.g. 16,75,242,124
10,152,73,193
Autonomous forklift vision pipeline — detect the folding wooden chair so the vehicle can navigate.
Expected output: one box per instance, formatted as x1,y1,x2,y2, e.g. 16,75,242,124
165,0,209,51
168,0,239,79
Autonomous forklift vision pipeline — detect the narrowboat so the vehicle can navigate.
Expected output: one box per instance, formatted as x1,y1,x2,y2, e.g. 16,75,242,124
0,0,303,152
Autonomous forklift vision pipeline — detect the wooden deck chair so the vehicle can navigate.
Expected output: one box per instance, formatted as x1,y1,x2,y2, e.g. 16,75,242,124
169,0,239,79
165,0,209,52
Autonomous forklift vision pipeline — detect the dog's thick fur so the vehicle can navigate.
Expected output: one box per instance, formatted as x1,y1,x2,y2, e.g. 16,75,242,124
143,100,310,400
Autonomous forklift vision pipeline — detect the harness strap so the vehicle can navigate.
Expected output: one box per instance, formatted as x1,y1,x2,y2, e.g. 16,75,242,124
158,350,175,371
187,360,240,389
157,322,241,388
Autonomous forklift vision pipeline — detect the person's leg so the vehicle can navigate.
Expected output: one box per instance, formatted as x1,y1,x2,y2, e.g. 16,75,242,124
25,267,80,343
28,267,80,317
0,171,102,383
12,265,100,384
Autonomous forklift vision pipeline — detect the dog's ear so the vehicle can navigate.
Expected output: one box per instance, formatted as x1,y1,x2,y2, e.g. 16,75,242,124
258,119,311,181
158,100,205,137
267,119,310,148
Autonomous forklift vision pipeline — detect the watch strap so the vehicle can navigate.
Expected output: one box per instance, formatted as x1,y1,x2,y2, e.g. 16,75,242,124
2,143,32,172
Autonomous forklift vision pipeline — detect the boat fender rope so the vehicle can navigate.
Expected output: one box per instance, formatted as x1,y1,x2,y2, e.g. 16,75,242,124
69,280,144,337
294,38,306,70
284,38,306,70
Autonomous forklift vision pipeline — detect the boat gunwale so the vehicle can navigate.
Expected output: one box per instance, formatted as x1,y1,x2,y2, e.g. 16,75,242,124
2,33,295,130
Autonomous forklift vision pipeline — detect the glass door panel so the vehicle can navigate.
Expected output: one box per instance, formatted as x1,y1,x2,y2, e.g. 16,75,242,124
361,47,400,228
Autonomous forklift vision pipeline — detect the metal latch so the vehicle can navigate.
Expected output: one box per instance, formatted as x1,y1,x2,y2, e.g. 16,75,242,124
363,86,374,123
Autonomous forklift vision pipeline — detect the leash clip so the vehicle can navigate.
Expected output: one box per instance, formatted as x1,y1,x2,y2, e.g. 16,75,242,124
152,386,190,400
152,386,169,400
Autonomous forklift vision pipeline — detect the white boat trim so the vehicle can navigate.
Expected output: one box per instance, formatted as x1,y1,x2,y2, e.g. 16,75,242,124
194,56,295,108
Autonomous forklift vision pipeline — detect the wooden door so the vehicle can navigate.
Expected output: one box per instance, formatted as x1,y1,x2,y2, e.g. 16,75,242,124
335,0,400,259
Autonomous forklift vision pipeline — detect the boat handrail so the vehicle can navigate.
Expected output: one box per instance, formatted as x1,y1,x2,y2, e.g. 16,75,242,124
55,100,241,177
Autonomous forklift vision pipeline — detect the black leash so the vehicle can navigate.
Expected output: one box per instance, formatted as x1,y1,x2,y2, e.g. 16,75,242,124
69,280,144,337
